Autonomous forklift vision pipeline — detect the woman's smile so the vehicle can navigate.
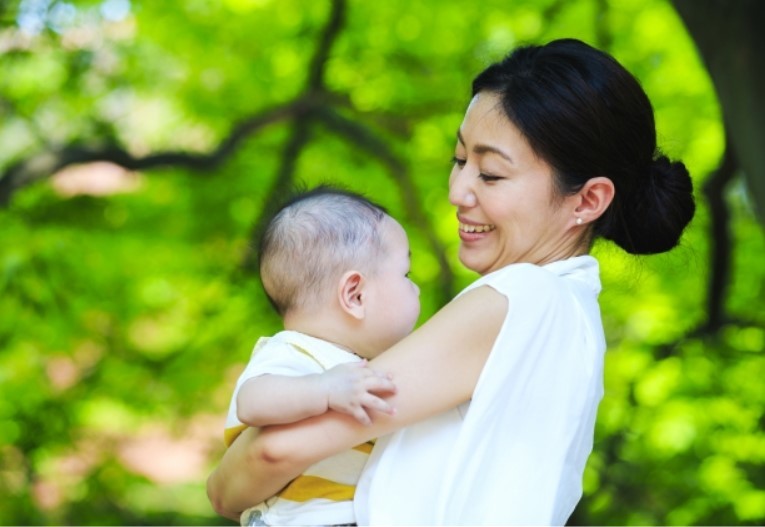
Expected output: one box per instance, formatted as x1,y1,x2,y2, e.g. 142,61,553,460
458,217,496,238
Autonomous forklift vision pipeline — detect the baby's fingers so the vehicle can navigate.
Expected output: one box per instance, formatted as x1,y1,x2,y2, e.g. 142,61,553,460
360,394,396,416
363,373,397,395
350,405,372,426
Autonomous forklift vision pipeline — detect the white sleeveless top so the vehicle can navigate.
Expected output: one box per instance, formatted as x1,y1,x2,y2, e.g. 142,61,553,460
355,256,606,525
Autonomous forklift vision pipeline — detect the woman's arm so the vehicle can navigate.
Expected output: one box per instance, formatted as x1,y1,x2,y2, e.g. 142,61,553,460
207,285,507,519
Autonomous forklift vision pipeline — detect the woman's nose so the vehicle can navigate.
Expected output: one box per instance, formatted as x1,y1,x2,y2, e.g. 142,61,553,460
448,169,477,208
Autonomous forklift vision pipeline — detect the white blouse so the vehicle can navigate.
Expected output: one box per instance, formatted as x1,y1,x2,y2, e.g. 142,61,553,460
355,256,606,525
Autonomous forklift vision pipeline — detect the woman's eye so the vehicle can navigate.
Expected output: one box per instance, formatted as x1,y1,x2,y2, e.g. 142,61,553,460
451,156,466,167
479,173,502,182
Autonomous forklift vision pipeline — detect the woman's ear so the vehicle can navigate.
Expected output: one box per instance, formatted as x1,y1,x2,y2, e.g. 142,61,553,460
337,270,366,320
573,176,615,224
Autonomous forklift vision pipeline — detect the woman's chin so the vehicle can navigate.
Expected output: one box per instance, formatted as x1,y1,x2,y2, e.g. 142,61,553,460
458,250,489,276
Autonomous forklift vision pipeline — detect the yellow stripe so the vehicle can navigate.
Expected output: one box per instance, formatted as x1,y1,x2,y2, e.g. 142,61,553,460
279,475,355,502
289,343,327,370
352,440,374,454
223,425,248,447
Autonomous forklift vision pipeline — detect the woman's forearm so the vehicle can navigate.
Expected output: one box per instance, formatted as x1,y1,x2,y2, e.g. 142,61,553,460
207,411,387,519
206,426,308,520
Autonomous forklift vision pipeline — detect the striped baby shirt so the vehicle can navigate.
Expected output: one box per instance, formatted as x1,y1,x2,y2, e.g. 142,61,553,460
224,330,372,526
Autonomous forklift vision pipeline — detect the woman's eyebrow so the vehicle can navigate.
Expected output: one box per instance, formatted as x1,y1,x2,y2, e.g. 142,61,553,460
457,130,514,163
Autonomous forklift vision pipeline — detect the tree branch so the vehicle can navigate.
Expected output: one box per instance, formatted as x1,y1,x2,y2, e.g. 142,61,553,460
3,0,455,308
700,131,738,334
243,119,315,272
653,134,738,359
241,0,349,271
307,0,346,90
0,97,320,206
593,0,613,51
0,0,349,208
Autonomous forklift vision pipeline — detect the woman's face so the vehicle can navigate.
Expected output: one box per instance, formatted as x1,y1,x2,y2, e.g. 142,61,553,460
449,91,582,274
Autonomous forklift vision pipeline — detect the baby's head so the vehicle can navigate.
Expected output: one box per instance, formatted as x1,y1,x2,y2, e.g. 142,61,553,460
260,186,387,315
259,186,420,356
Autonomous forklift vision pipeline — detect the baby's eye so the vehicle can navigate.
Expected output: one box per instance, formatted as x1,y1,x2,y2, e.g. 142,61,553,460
451,156,466,167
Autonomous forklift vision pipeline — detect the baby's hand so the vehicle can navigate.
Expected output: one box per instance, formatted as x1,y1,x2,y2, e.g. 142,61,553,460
320,360,397,425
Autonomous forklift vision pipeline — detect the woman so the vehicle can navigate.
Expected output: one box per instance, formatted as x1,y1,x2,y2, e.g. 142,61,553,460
207,38,695,525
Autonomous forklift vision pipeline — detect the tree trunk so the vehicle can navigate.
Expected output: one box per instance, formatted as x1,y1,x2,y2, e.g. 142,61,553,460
672,0,765,224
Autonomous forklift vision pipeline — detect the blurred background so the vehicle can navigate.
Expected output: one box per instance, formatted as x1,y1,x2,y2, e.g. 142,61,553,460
1,0,763,524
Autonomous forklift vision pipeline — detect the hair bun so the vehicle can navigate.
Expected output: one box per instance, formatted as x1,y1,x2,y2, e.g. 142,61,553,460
650,155,691,191
603,155,696,255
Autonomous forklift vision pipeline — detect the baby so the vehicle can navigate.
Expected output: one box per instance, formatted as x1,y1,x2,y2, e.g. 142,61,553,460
223,186,420,526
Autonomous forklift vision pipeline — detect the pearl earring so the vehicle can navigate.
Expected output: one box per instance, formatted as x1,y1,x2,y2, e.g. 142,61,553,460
576,217,583,225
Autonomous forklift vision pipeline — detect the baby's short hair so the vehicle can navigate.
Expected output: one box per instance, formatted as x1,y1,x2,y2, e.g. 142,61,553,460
259,186,389,316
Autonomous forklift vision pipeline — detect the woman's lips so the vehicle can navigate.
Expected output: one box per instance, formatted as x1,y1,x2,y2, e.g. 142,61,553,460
458,220,495,241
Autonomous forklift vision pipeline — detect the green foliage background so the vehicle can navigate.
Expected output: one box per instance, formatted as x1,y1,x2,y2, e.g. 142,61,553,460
1,0,763,525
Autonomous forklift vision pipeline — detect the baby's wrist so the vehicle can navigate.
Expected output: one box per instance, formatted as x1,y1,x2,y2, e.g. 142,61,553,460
315,372,333,413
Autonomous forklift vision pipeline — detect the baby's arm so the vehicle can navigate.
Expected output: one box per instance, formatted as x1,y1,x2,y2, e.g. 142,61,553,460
236,361,397,427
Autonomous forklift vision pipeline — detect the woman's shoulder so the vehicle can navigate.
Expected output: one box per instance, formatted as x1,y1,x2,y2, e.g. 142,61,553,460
459,256,600,302
459,263,557,299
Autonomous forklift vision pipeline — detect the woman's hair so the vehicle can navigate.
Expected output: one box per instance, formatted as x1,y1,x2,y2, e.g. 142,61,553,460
472,38,695,255
258,185,389,316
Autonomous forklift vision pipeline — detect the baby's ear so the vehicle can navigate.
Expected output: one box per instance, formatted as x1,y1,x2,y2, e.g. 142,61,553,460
337,270,366,320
